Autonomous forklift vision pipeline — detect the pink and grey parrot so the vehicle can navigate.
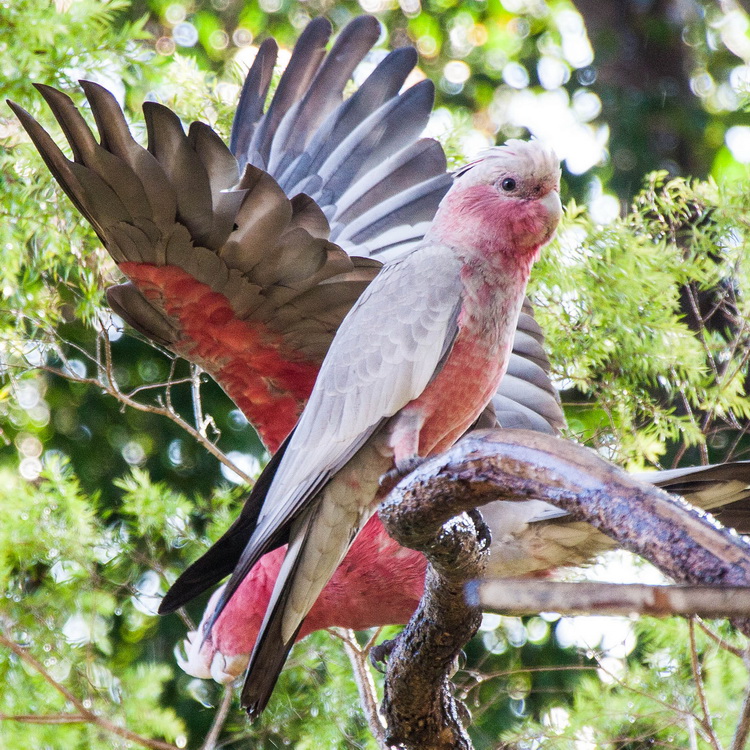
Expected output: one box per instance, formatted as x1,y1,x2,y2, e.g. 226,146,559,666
12,12,750,712
178,136,562,717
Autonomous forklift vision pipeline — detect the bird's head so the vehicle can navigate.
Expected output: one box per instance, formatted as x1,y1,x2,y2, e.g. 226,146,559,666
431,139,562,264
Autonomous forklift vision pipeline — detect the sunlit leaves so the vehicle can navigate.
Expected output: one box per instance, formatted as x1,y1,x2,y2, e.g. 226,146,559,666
533,173,750,466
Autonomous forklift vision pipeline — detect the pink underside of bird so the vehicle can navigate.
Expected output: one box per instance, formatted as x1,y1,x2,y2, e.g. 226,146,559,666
119,262,320,452
181,513,427,679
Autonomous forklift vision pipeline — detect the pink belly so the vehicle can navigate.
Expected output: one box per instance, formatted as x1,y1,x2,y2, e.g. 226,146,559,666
415,333,506,456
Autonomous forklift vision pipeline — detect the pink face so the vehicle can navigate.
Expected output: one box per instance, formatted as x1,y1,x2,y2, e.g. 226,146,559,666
429,142,562,264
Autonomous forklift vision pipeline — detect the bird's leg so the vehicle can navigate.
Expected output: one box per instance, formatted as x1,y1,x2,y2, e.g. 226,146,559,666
369,638,398,672
380,409,427,494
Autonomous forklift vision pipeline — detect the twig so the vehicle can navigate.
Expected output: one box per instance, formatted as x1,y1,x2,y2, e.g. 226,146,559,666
593,651,706,723
200,684,235,750
335,629,388,749
0,713,88,724
730,657,750,750
688,619,721,750
697,619,746,659
32,361,253,484
670,365,707,467
191,364,206,436
0,630,179,750
127,549,197,631
126,376,194,399
7,325,253,484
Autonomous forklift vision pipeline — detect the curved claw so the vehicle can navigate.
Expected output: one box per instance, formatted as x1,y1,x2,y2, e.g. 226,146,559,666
467,508,492,552
379,456,427,495
369,638,397,673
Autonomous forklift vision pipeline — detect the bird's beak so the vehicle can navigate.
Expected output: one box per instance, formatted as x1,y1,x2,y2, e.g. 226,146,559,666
540,188,562,233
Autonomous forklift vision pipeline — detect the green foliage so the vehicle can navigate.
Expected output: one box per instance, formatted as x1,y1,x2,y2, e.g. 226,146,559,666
509,617,749,748
534,172,750,466
1,2,750,749
0,457,185,749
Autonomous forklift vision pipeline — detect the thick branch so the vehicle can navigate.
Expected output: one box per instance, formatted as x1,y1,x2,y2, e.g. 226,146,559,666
376,512,487,750
384,430,750,605
378,428,750,749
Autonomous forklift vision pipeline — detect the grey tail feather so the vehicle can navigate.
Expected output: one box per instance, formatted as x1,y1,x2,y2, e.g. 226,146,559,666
267,14,380,178
336,172,451,246
230,37,278,164
242,616,302,721
647,460,750,489
249,16,332,167
643,461,750,534
713,503,750,534
203,467,332,636
282,45,418,191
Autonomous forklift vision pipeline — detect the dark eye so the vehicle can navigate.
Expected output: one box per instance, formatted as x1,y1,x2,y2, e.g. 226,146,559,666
501,177,516,191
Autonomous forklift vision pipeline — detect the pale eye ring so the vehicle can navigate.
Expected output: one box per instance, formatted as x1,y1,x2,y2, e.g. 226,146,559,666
501,177,516,191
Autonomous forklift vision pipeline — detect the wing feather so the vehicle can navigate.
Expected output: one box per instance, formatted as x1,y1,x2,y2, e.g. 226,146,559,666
207,244,463,625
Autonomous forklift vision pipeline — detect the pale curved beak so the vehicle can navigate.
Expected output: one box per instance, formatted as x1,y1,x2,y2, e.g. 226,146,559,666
539,188,562,243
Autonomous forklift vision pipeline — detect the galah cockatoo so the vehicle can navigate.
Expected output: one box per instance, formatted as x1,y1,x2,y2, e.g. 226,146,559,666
165,137,562,718
12,12,750,710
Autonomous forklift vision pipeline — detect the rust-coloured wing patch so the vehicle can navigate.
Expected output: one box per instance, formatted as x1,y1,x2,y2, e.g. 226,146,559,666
120,262,322,451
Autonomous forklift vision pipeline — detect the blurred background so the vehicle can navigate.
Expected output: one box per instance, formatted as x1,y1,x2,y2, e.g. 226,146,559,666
2,0,750,747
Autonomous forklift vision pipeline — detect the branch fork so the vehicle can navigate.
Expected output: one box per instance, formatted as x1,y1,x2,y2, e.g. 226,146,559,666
377,428,750,749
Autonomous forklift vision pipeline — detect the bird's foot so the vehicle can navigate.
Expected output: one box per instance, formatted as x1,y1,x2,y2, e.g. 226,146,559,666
369,638,397,672
467,508,492,551
379,455,426,494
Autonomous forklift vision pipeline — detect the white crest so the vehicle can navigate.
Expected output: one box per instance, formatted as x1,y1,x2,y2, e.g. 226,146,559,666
454,139,561,186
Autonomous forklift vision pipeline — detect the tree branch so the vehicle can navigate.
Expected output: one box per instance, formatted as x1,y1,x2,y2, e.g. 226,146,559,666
0,712,88,724
377,428,750,749
688,619,721,750
471,579,750,618
376,510,488,750
334,628,388,749
199,684,234,750
731,657,750,750
0,630,179,750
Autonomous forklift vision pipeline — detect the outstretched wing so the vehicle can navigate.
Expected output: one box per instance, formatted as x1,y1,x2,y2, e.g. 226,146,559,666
10,14,564,453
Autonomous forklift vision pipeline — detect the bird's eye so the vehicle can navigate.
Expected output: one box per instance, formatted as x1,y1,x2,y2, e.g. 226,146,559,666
501,177,516,191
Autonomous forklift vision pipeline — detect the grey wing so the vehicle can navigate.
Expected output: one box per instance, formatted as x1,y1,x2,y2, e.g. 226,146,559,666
637,461,750,515
492,299,566,435
239,244,464,564
504,460,750,553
